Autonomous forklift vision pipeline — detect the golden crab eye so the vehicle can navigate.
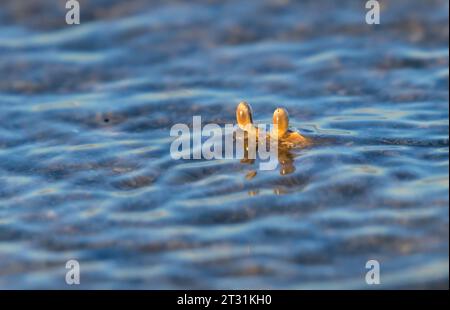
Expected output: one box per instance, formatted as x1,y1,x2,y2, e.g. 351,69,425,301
273,108,289,138
236,101,253,129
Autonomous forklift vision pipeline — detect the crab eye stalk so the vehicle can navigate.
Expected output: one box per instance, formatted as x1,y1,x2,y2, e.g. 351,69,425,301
236,101,254,130
273,108,289,138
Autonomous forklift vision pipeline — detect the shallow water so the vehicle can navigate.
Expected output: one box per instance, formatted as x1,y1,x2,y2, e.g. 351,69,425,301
0,0,448,289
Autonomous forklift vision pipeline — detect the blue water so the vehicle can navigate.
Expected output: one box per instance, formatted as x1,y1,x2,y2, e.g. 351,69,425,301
0,0,448,289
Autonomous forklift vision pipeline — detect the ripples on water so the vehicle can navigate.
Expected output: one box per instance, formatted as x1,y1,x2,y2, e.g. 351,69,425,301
0,0,448,289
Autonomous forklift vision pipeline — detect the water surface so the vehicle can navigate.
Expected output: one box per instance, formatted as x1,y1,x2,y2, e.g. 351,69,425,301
0,0,448,289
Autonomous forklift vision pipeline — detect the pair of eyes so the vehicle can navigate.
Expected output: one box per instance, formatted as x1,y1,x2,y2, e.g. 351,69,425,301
238,107,288,124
